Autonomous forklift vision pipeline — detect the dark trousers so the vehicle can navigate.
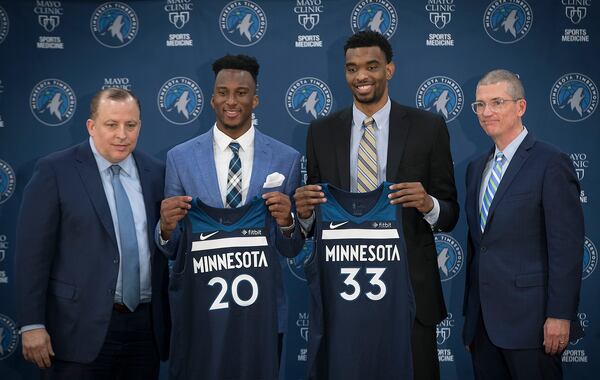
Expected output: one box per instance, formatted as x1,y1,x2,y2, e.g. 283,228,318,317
471,313,562,380
42,303,159,380
411,319,440,380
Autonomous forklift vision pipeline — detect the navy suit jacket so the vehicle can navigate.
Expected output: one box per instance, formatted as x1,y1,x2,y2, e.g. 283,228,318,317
15,140,170,363
463,133,584,349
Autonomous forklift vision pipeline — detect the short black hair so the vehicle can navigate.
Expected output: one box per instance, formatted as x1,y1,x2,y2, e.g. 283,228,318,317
344,31,393,63
212,54,260,84
89,88,140,119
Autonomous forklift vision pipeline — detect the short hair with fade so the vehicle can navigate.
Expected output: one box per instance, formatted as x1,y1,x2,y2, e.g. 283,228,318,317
212,54,260,84
89,88,141,119
477,69,526,100
344,30,393,63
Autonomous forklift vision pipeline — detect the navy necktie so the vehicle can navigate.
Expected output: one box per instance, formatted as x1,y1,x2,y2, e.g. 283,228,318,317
226,142,242,208
110,165,140,311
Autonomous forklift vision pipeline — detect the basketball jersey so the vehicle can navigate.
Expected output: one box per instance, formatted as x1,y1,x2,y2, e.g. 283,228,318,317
168,197,280,380
305,183,415,380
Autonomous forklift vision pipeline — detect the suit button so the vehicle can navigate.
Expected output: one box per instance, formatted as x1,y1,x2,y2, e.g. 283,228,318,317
481,246,487,253
113,258,119,264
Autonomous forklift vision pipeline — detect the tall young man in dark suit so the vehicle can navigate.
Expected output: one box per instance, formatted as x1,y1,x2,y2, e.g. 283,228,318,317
463,69,584,379
16,88,170,379
294,31,459,380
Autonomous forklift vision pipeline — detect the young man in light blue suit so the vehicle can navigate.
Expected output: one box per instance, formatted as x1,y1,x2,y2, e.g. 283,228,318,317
155,55,301,374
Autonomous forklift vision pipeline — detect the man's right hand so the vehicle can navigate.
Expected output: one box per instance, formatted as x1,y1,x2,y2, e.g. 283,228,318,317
293,185,326,219
22,328,54,369
160,195,192,240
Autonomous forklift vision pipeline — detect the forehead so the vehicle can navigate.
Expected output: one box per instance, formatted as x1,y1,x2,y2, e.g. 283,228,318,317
96,97,139,118
214,69,256,88
345,46,387,64
476,82,511,100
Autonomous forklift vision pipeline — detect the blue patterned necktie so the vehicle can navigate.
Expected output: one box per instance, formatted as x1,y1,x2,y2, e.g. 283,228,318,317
480,152,507,232
357,117,378,192
110,165,140,311
226,142,242,208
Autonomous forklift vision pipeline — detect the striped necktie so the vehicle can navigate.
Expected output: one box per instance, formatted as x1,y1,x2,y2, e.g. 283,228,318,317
110,165,140,312
480,152,507,232
226,141,242,208
357,117,378,192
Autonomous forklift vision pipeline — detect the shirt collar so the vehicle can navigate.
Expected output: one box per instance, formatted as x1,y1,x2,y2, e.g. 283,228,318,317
88,136,136,177
213,123,255,152
494,127,528,162
352,97,391,130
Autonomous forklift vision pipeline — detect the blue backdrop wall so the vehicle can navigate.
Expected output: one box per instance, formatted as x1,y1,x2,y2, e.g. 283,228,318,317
0,1,598,379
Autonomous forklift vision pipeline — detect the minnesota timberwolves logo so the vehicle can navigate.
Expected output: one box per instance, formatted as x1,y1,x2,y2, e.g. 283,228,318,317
550,73,597,122
351,0,398,39
91,2,139,48
157,77,203,125
219,1,267,47
483,0,533,44
0,5,8,45
287,239,314,281
0,314,18,360
582,236,597,280
30,79,76,126
286,77,332,125
0,160,15,205
435,234,463,282
416,76,464,122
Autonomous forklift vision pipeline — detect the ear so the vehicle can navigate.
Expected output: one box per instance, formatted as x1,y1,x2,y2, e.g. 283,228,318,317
386,62,395,80
210,94,215,109
517,98,527,117
86,119,95,136
252,94,259,109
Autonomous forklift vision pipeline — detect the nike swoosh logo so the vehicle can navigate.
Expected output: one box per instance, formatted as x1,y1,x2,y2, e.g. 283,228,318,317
329,221,349,229
199,231,219,240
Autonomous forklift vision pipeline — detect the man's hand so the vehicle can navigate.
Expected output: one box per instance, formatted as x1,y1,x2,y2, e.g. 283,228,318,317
22,328,54,369
293,185,326,219
388,182,433,213
543,317,570,355
160,195,192,240
263,191,293,227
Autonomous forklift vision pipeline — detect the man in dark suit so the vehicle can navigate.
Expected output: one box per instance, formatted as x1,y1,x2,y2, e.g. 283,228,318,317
294,31,459,380
15,88,169,379
462,69,584,379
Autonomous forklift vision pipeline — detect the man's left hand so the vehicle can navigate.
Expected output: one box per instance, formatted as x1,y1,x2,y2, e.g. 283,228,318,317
543,317,570,355
388,182,434,213
263,191,293,227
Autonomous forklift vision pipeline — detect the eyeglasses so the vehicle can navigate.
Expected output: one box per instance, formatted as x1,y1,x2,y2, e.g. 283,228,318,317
470,98,522,114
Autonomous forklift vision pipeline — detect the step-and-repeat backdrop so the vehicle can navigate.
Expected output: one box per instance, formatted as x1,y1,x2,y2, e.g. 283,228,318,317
0,1,597,379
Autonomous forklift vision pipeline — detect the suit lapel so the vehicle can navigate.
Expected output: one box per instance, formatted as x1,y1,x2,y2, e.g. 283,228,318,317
485,133,535,228
247,129,271,201
195,129,223,207
75,141,118,246
335,108,352,190
386,102,410,182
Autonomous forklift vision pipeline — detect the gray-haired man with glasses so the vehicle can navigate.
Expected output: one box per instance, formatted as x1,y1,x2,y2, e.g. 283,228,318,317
462,69,584,380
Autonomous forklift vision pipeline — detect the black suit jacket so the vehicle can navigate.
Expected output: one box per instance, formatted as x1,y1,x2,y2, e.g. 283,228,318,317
16,141,170,363
306,101,459,325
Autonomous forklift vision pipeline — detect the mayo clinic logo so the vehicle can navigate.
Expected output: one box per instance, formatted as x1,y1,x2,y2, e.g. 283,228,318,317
0,5,9,45
564,0,589,24
90,2,139,48
34,1,63,33
550,73,597,122
416,76,463,122
287,239,313,281
157,77,203,125
286,77,332,125
296,312,309,341
436,312,455,346
351,0,398,39
582,236,597,280
165,0,193,29
434,233,463,281
569,312,589,346
30,79,76,126
483,0,533,44
0,160,15,205
0,314,18,360
570,152,589,181
219,1,267,47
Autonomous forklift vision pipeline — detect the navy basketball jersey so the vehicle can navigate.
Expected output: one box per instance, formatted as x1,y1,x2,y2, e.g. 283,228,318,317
305,183,415,380
168,197,280,380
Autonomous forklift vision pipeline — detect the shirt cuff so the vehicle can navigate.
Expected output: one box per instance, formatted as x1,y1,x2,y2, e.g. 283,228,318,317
20,324,45,334
156,222,169,246
298,211,315,236
422,196,440,226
